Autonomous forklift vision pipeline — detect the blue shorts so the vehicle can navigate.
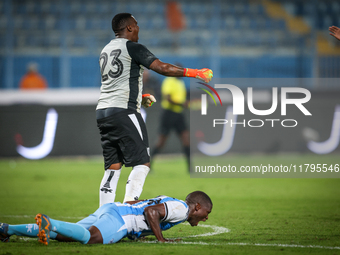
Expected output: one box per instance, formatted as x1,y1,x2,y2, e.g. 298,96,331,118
76,203,127,244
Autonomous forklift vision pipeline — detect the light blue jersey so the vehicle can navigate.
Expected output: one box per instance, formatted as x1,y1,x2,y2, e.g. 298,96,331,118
116,195,189,240
76,196,189,243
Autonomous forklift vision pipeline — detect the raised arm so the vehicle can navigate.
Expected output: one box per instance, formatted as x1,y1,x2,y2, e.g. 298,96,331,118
149,59,213,83
144,203,169,242
127,42,213,82
329,26,340,41
149,59,184,77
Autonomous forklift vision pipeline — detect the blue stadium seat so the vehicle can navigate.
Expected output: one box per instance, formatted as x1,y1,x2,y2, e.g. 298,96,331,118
0,33,6,48
331,1,340,15
152,15,166,29
25,35,41,47
72,36,86,48
249,17,266,30
37,18,46,30
0,16,6,30
48,2,62,14
248,4,264,15
69,1,87,14
148,37,160,47
67,18,77,30
40,1,51,14
233,18,241,29
53,19,62,30
222,16,236,29
72,16,86,30
221,3,236,15
137,17,148,29
178,34,190,47
159,33,173,48
275,19,286,30
115,2,128,13
25,1,37,14
189,16,208,29
85,2,98,14
15,3,27,14
180,2,189,14
97,2,112,15
320,15,333,29
0,1,4,14
130,2,145,14
45,33,61,48
239,17,251,29
336,16,340,27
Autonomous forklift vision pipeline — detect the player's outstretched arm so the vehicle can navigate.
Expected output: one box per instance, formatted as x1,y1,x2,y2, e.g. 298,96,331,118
149,59,213,83
144,204,172,242
329,26,340,41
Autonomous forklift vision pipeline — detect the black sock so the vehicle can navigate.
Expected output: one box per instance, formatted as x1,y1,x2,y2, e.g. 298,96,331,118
183,146,191,172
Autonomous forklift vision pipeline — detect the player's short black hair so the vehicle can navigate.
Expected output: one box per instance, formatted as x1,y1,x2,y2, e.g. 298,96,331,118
185,191,213,208
112,13,133,33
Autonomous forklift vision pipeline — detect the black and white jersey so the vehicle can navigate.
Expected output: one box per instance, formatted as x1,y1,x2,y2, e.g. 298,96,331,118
97,38,158,112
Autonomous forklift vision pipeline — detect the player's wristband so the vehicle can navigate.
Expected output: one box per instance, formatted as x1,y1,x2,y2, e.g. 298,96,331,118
183,68,198,78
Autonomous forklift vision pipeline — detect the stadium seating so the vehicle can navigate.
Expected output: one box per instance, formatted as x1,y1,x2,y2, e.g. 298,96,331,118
3,0,302,52
5,0,328,54
275,0,340,34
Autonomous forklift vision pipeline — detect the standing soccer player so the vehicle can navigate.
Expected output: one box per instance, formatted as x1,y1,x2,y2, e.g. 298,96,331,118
97,13,213,206
151,74,191,172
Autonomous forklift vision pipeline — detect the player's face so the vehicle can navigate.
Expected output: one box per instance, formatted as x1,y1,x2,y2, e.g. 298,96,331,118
188,204,212,226
130,16,139,42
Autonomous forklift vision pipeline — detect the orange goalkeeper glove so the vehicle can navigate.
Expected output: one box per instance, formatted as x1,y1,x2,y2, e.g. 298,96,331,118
142,94,156,108
183,68,213,83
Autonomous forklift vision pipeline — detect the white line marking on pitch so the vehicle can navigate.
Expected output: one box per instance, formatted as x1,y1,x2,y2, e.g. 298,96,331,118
3,215,340,250
142,223,340,250
181,223,230,238
141,241,340,250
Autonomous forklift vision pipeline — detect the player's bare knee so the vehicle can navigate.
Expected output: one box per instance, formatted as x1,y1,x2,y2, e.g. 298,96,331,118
143,162,150,168
108,163,122,170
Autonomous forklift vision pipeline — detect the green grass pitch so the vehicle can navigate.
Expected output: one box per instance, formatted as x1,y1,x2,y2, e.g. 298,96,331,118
0,154,340,255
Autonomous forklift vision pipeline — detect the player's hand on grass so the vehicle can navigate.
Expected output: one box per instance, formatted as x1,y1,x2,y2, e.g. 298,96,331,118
142,94,156,108
184,68,213,83
329,26,340,41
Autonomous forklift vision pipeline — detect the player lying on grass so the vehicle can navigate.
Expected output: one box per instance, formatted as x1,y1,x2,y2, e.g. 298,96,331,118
0,191,212,245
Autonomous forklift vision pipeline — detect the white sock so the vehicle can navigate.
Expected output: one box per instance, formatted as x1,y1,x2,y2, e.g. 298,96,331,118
123,165,150,203
99,169,121,207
